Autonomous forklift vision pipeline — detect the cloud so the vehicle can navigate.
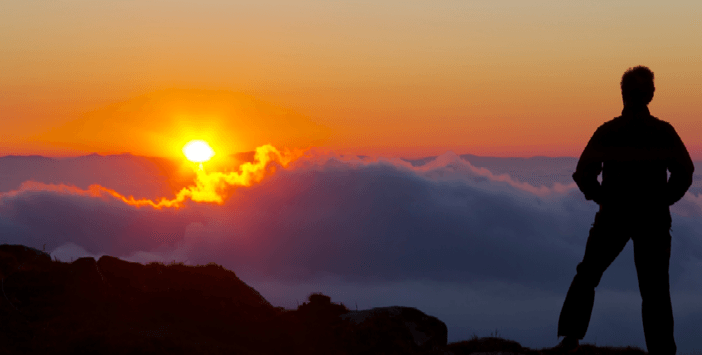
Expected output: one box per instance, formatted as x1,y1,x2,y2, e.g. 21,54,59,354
1,150,702,351
0,182,201,256
216,152,589,287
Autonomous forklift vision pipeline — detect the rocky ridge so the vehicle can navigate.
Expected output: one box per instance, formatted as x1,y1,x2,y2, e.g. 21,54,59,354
0,244,648,355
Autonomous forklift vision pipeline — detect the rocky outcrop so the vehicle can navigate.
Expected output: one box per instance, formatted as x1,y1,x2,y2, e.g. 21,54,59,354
0,244,283,354
284,292,448,355
0,244,51,279
66,257,107,302
1,243,454,354
95,255,272,309
341,306,448,354
7,243,625,355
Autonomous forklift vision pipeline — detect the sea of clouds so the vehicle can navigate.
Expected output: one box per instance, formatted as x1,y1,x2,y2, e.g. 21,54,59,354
1,151,701,352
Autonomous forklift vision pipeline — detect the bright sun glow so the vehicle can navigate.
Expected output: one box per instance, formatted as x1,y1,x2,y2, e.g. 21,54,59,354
183,140,215,163
94,144,297,208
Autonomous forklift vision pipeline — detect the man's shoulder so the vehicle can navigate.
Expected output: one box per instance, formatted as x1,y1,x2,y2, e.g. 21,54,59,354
593,117,621,135
647,114,673,127
593,114,681,150
647,115,677,136
598,117,618,129
599,113,673,131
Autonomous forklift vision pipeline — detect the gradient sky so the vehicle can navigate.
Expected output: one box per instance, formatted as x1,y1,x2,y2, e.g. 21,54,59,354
3,2,702,351
2,1,701,158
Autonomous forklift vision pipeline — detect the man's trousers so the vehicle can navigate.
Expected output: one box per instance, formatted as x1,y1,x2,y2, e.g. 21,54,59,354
557,210,676,355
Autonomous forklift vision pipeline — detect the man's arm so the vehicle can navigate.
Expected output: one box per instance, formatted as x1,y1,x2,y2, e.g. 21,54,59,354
665,124,694,206
572,126,605,204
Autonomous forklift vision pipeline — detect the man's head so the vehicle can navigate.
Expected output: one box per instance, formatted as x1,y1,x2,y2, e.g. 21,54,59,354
621,66,655,106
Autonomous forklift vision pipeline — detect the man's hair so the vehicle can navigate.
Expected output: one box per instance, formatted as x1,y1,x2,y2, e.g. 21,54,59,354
621,66,655,105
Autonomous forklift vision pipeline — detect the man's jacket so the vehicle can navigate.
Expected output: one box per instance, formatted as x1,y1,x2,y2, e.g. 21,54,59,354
573,105,694,216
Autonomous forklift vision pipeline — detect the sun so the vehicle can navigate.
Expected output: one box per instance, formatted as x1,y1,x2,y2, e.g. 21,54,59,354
183,140,215,163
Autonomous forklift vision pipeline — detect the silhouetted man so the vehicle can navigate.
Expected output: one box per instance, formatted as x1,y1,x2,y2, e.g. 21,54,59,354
556,66,694,354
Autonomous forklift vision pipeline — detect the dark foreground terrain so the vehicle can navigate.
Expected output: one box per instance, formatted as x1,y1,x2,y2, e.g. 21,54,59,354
1,244,647,355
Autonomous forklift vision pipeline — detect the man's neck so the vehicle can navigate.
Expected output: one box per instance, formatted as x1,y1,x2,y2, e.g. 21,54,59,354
622,104,650,116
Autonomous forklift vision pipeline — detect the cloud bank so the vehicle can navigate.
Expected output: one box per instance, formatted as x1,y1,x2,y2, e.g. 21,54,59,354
1,150,702,352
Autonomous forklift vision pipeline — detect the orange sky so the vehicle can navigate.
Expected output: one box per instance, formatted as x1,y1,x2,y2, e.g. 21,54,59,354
2,1,701,158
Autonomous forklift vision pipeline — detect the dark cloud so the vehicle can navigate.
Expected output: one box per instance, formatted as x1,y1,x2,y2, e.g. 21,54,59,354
0,184,202,256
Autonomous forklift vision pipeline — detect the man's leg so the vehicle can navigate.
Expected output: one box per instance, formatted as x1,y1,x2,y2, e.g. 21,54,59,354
634,226,676,355
558,212,631,339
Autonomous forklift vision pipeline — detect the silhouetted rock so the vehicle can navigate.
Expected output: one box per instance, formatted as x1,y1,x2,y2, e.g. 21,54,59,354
0,244,51,278
281,292,448,355
67,257,107,301
286,292,351,354
341,306,448,354
0,244,282,354
0,244,649,355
